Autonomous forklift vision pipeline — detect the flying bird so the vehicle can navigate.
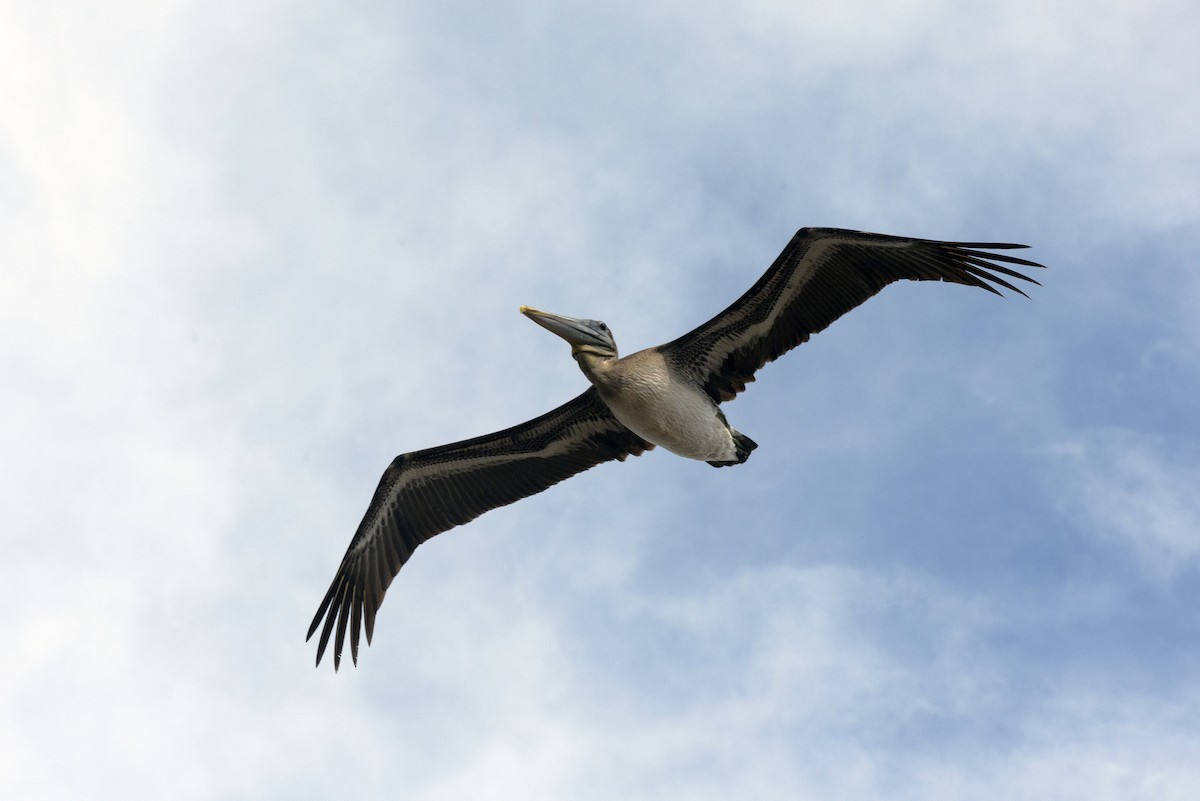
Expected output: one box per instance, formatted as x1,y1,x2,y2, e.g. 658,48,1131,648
308,227,1043,669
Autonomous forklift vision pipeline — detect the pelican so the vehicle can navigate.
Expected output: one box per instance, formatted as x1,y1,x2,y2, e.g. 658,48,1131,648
309,227,1043,668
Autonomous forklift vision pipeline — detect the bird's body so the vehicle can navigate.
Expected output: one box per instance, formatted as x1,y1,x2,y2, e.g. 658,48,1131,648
582,348,748,463
308,227,1045,669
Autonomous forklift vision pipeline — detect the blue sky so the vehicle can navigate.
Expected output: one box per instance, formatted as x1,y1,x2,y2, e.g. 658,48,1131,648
3,0,1199,798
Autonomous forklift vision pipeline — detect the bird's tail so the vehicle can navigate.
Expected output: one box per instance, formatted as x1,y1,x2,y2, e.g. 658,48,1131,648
707,430,758,468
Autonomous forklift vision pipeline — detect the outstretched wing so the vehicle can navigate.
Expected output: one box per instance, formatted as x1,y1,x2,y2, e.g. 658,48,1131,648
308,387,652,669
659,227,1044,402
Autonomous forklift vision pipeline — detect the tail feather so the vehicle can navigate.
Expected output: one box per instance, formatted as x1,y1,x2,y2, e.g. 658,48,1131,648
707,430,758,468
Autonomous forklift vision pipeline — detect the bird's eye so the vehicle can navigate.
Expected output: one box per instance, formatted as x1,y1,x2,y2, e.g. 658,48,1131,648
598,323,608,331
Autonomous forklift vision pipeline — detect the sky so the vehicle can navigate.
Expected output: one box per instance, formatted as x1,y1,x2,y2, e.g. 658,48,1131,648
3,0,1199,798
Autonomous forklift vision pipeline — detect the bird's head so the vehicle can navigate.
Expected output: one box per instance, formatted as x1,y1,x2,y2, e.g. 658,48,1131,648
520,307,618,370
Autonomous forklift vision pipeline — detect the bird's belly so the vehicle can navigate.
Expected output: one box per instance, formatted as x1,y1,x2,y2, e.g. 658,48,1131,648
601,383,735,462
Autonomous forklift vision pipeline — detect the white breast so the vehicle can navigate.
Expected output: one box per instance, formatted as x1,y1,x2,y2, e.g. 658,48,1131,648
593,351,737,462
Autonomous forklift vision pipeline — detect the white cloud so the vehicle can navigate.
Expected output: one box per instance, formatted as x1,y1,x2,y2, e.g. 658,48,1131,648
1049,432,1200,578
3,0,1200,798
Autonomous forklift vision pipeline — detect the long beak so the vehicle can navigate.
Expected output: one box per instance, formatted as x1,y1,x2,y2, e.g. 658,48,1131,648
520,306,597,347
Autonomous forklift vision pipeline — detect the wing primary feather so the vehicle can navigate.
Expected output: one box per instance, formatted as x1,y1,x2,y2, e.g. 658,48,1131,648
959,263,1025,296
954,248,1043,268
350,585,363,665
364,593,378,645
307,578,338,641
958,255,1043,287
313,579,342,667
334,588,352,670
947,241,1031,252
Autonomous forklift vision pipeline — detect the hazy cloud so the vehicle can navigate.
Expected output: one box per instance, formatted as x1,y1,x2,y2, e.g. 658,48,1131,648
3,0,1198,798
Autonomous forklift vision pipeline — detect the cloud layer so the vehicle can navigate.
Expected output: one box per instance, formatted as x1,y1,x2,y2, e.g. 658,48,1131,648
3,0,1199,798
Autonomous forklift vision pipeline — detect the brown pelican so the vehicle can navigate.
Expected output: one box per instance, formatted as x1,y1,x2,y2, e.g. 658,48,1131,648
308,227,1043,669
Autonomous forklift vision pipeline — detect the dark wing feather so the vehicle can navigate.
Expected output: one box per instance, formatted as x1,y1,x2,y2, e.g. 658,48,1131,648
308,387,652,669
659,227,1044,402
